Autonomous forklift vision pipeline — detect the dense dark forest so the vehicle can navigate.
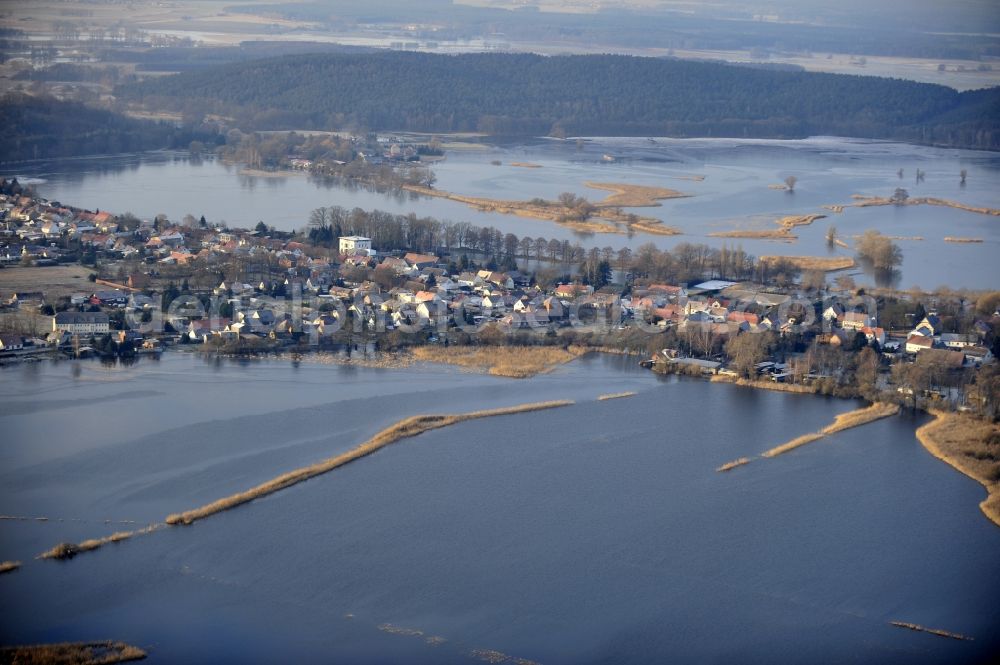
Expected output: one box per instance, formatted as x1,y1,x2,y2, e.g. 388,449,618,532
0,95,219,162
119,52,1000,149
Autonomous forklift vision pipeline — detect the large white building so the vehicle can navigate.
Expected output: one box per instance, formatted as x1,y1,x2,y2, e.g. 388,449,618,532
339,236,372,255
53,311,110,335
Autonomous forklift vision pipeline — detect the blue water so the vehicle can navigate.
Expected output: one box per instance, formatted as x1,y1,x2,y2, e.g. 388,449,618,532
7,136,999,289
1,353,997,662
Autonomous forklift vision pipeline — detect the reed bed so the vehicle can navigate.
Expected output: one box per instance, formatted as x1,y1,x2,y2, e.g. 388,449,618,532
759,255,855,271
915,410,1000,527
39,524,165,560
708,228,796,240
509,162,542,168
761,433,825,458
943,236,984,243
411,345,585,378
776,214,827,229
0,640,147,663
760,403,899,459
597,391,637,401
401,184,681,236
0,560,21,574
847,195,1000,216
819,403,900,435
165,400,574,526
716,458,752,472
711,376,818,394
584,182,689,207
889,621,973,641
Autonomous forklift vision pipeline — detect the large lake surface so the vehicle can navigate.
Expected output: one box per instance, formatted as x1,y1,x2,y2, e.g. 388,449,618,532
1,353,998,663
7,137,1000,290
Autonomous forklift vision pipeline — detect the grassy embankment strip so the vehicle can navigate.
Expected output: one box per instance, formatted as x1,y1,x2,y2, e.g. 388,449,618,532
0,641,147,663
848,195,1000,216
0,560,21,574
411,345,586,378
759,255,855,272
889,621,973,641
762,403,900,458
709,214,826,241
583,182,688,207
716,458,751,472
164,400,574,526
597,392,637,401
915,411,1000,527
943,236,984,243
39,523,164,560
717,403,899,470
710,376,818,394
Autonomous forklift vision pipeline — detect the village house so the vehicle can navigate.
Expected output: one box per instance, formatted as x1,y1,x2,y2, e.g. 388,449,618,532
53,311,110,335
0,333,24,351
840,311,873,331
339,236,372,255
905,334,934,354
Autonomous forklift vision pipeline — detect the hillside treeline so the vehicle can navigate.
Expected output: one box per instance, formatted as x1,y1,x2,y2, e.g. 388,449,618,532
118,52,1000,149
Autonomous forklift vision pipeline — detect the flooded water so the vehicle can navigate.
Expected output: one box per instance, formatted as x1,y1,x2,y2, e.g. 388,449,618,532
1,353,998,663
7,136,999,290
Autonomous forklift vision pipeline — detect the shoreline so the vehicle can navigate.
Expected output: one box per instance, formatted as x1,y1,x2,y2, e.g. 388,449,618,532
915,410,1000,527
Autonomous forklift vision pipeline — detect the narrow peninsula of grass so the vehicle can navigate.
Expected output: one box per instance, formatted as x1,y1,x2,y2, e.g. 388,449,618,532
716,458,752,472
0,560,21,574
759,255,855,272
710,376,818,394
709,213,827,242
761,403,900,458
411,345,585,378
164,400,574,526
915,411,1000,527
889,621,973,641
38,524,164,560
0,641,147,664
597,391,637,401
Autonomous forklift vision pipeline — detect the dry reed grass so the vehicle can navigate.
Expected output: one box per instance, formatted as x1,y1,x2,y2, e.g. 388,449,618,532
164,400,574,526
716,458,752,472
943,236,984,243
776,214,827,229
411,345,585,378
597,391,637,401
708,228,796,240
711,376,818,394
847,195,1000,216
584,182,689,207
820,403,900,435
759,255,855,271
0,560,21,574
401,184,682,236
915,410,1000,527
761,403,899,458
889,621,973,641
0,641,147,664
39,524,164,560
761,433,825,458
